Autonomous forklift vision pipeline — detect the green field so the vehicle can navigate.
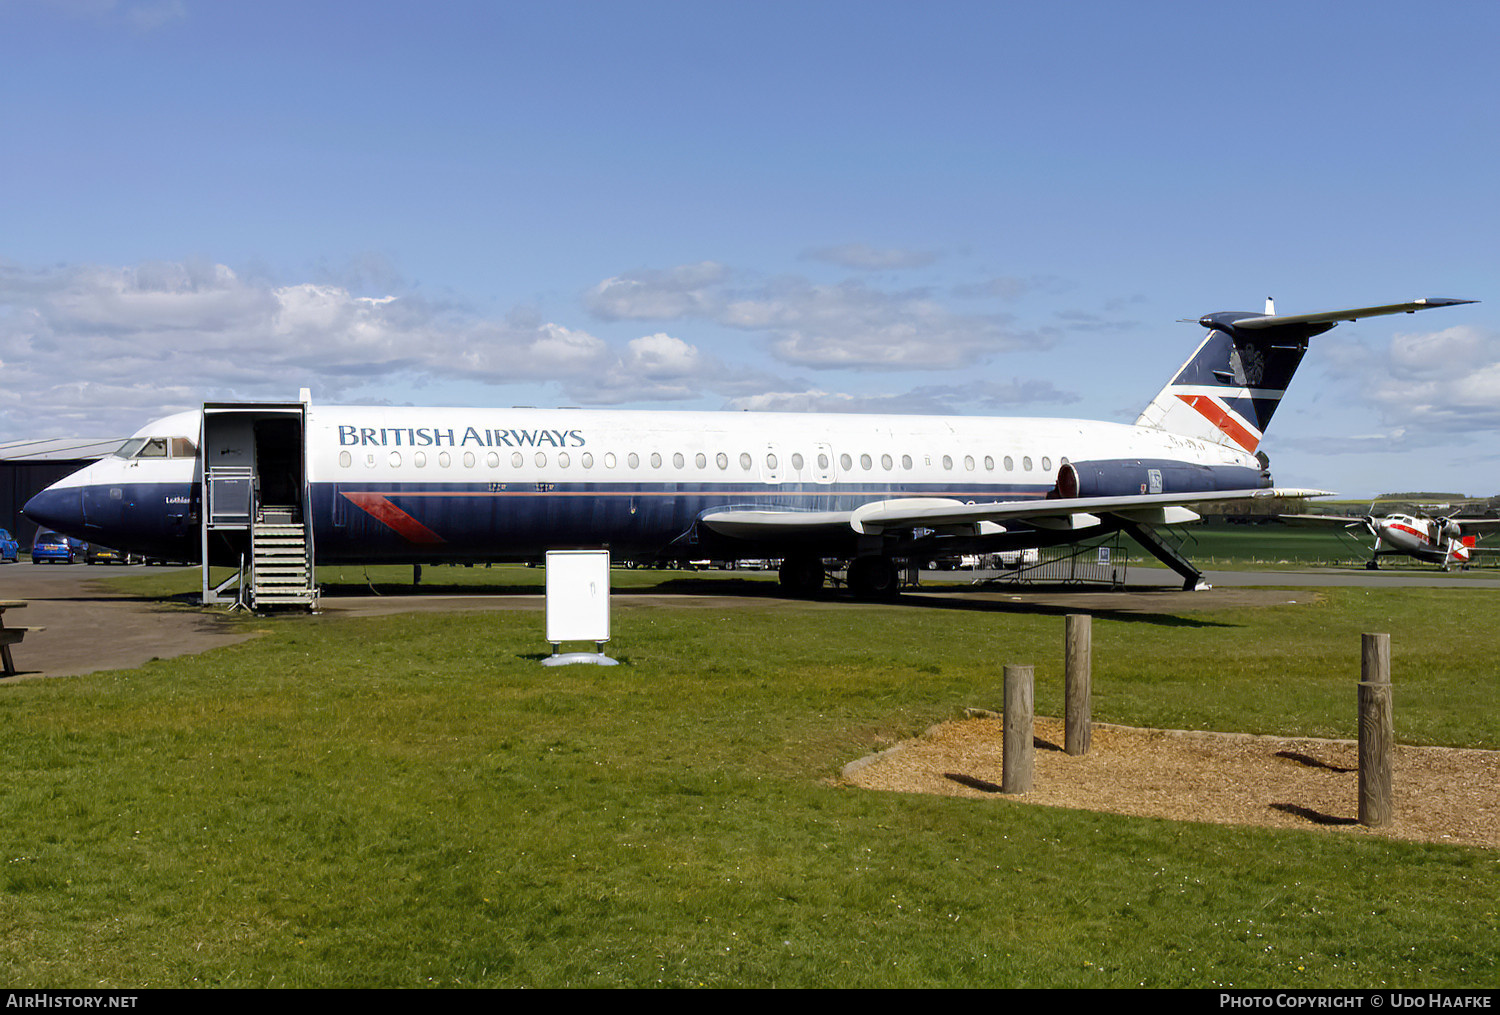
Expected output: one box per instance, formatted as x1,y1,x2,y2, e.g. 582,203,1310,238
2,568,1497,988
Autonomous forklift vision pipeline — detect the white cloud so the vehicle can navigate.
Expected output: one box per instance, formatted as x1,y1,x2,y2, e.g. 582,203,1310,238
725,378,1079,415
731,278,1049,369
585,262,730,321
0,256,1090,439
585,261,1053,371
1323,325,1500,435
0,260,628,437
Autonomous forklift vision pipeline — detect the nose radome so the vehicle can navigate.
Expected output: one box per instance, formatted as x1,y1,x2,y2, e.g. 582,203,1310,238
23,484,85,538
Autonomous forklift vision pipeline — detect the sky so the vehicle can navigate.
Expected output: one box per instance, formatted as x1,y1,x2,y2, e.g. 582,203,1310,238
1,0,1497,499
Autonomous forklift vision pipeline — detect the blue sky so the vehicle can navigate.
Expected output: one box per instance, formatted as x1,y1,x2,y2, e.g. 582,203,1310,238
2,0,1496,498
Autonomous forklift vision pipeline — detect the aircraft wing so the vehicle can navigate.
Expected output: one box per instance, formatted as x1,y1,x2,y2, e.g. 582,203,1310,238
1276,513,1366,528
1454,517,1500,536
702,488,1332,540
1231,297,1477,330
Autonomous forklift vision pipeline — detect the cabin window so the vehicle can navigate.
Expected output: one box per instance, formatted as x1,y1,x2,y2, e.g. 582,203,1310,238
605,452,617,469
1004,456,1014,471
170,437,197,458
716,452,728,470
901,454,912,470
766,453,778,470
791,452,804,471
1022,456,1033,471
558,452,570,468
512,452,524,468
739,452,752,470
535,452,547,467
415,452,427,468
984,455,994,470
628,452,640,469
339,451,352,468
964,455,975,471
840,453,853,470
860,453,872,470
582,452,594,469
138,437,169,458
463,451,475,468
673,452,685,469
942,455,953,470
438,452,451,468
389,452,402,468
487,452,499,468
695,452,707,469
650,452,662,468
818,452,830,470
1041,456,1051,471
881,454,893,470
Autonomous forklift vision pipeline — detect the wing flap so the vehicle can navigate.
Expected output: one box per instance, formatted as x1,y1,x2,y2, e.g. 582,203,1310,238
702,488,1330,540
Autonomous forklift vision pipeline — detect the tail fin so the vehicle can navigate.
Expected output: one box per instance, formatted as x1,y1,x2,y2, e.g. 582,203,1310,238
1136,297,1477,453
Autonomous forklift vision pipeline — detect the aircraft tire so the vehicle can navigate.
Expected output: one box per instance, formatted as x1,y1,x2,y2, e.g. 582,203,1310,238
778,555,825,596
848,555,900,600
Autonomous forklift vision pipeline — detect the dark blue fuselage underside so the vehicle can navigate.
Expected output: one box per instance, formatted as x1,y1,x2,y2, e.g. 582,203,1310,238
35,478,1069,565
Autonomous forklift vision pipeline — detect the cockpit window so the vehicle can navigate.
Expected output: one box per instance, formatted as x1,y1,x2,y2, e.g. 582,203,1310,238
114,438,146,459
113,436,198,460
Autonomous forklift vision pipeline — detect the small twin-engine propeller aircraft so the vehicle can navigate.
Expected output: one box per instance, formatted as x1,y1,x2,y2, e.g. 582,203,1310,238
23,294,1476,603
1280,507,1500,570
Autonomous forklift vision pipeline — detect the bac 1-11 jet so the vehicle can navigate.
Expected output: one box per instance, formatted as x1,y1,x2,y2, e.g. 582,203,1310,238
23,295,1476,605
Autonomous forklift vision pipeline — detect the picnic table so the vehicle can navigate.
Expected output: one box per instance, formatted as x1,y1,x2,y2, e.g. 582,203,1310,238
0,600,42,676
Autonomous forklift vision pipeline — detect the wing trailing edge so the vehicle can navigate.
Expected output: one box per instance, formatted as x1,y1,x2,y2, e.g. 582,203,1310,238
701,488,1331,540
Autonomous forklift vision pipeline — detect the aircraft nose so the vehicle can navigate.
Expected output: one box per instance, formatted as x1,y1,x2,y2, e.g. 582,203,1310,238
23,484,85,536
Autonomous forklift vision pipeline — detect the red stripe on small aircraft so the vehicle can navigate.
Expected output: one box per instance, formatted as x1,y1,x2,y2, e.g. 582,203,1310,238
1176,394,1261,452
340,492,446,544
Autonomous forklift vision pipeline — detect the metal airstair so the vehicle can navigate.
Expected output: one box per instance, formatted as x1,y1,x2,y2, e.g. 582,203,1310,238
249,507,317,609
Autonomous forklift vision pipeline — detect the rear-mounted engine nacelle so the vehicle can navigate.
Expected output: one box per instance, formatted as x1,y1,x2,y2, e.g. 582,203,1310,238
1053,459,1269,499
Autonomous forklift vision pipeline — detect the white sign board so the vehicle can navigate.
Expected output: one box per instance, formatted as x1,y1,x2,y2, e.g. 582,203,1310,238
545,550,611,644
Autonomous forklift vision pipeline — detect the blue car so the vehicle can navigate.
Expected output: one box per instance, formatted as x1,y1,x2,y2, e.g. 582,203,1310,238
0,529,17,563
31,529,79,564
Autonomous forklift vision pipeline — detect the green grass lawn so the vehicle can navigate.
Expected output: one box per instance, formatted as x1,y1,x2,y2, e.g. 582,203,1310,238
2,575,1496,987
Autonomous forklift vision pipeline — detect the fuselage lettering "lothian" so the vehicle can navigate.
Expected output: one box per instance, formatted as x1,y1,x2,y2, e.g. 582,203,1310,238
337,426,586,449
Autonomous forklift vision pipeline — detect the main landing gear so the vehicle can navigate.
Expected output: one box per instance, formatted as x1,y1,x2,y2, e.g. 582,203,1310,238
846,555,901,600
778,554,826,596
777,553,903,600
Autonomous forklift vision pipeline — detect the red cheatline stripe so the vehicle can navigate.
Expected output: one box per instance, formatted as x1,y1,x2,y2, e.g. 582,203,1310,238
1175,394,1261,452
341,492,446,544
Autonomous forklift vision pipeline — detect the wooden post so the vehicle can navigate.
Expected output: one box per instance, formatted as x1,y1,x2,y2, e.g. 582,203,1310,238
1065,614,1092,756
1002,664,1034,794
1358,632,1393,827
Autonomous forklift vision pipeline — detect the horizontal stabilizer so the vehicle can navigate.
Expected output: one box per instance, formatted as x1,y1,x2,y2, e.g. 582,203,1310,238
1231,297,1476,330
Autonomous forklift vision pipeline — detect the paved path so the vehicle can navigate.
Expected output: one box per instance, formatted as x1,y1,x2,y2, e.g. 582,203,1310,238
0,563,254,680
2,560,1494,680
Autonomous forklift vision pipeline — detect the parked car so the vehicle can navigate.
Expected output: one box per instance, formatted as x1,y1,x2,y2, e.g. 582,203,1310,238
0,529,18,563
31,529,80,564
85,543,129,564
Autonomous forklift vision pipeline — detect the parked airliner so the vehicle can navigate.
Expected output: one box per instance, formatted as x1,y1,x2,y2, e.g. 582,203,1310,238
23,296,1475,603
